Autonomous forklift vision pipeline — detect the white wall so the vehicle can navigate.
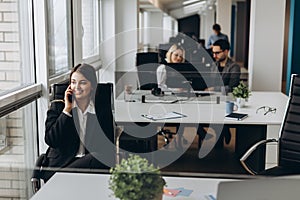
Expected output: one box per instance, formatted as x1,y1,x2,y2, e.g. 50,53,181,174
163,14,174,43
100,0,116,83
143,11,164,49
216,0,232,43
248,0,286,91
101,0,139,96
200,9,215,43
115,0,138,72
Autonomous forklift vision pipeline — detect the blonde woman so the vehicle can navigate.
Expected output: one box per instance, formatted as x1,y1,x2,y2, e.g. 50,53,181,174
156,44,185,91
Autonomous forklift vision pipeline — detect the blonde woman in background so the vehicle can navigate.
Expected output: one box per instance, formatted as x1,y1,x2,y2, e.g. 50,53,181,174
156,44,185,91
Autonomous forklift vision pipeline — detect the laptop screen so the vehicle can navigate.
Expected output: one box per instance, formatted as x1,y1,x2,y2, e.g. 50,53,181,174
217,178,300,200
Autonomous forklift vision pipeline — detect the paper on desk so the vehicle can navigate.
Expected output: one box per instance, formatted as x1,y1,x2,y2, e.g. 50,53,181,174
163,188,181,197
141,111,187,121
174,187,193,197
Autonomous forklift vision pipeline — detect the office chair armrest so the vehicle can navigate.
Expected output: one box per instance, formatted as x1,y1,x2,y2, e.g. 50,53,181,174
240,138,278,175
31,177,41,194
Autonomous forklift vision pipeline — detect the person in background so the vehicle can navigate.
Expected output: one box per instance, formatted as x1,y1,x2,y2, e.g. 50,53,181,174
203,39,240,147
156,44,186,147
206,24,229,50
43,63,111,182
205,39,240,93
156,44,185,91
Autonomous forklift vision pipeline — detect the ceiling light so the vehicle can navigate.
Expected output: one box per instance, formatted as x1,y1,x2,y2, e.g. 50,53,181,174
183,1,206,10
183,0,200,6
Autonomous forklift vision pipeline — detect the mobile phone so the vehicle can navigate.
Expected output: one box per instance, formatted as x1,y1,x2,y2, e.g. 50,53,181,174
67,94,72,102
67,85,73,102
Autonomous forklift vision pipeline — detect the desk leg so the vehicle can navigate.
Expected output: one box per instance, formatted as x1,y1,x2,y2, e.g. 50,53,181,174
235,125,267,172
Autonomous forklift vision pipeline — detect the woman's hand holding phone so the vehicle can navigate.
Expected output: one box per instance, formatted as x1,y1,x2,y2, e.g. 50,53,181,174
63,85,73,113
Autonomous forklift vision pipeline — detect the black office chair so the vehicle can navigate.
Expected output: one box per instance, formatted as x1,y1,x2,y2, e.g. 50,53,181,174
136,52,160,90
31,82,115,193
31,83,69,193
240,74,300,175
135,52,179,146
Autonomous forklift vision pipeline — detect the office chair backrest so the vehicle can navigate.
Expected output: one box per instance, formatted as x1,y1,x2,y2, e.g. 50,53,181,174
158,43,172,63
278,74,300,167
50,83,69,101
136,52,159,66
95,83,115,144
136,52,159,90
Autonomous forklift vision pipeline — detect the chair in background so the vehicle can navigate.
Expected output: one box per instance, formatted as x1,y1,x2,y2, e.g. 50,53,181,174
240,74,300,175
158,43,172,63
31,83,115,193
135,52,178,146
136,52,160,90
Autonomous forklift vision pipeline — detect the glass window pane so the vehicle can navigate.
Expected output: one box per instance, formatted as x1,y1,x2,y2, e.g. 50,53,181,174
47,0,72,76
82,0,100,59
0,102,37,199
0,0,34,95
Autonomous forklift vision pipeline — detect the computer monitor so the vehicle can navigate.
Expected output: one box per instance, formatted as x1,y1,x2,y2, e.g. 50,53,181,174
165,63,214,91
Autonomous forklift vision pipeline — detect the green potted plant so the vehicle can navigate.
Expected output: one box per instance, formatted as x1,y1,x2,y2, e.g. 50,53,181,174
232,81,251,108
109,154,166,200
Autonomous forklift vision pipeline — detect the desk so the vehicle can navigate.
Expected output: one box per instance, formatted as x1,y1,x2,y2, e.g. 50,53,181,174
30,172,237,200
115,91,288,171
116,91,287,125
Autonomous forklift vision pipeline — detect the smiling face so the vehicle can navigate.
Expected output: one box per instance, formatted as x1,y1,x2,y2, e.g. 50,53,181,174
70,71,93,102
170,49,184,63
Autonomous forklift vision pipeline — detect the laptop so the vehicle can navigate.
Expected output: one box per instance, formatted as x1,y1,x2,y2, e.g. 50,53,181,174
217,178,300,200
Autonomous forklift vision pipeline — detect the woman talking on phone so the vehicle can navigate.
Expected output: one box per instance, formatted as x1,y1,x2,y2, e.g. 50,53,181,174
43,63,111,182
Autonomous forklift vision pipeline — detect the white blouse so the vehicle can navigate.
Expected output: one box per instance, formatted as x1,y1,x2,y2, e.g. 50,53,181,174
156,64,167,91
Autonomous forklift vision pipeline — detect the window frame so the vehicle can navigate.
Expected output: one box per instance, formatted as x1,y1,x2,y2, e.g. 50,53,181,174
72,0,102,69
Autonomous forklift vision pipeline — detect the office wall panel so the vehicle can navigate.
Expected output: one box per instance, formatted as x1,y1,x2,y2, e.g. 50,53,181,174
248,0,286,91
286,0,300,93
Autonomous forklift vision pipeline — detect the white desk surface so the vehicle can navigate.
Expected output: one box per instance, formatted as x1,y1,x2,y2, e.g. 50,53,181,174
30,172,236,200
115,91,288,125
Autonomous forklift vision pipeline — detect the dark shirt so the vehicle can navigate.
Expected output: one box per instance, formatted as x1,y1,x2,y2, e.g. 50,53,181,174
209,58,241,92
218,65,224,72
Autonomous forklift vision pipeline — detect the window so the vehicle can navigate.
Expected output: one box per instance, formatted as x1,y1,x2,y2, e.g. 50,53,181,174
82,0,100,60
0,0,103,198
0,0,35,94
46,0,101,77
0,102,38,199
47,0,73,77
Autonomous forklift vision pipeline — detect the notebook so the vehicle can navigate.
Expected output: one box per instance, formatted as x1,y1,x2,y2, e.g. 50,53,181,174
225,113,248,121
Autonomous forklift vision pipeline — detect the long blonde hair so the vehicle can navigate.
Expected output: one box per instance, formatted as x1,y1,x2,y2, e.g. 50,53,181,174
165,44,185,63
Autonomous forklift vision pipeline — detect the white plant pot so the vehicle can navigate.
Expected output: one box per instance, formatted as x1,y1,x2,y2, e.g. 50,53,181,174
236,98,246,109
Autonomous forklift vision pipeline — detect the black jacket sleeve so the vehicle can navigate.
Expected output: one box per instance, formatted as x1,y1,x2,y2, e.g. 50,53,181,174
44,102,77,148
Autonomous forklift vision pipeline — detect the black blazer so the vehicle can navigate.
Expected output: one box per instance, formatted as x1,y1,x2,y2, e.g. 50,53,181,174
44,101,115,168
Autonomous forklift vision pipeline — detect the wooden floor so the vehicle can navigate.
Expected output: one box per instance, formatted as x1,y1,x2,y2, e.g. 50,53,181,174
158,127,248,175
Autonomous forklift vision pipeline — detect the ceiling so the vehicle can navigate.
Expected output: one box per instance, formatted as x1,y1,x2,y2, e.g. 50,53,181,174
139,0,245,19
139,0,213,19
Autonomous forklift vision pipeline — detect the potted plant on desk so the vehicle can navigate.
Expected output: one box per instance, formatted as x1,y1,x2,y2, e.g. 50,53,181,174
232,81,251,108
109,154,166,200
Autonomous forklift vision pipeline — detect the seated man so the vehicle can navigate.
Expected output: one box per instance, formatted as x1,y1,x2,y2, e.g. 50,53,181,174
205,39,241,93
200,39,241,148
